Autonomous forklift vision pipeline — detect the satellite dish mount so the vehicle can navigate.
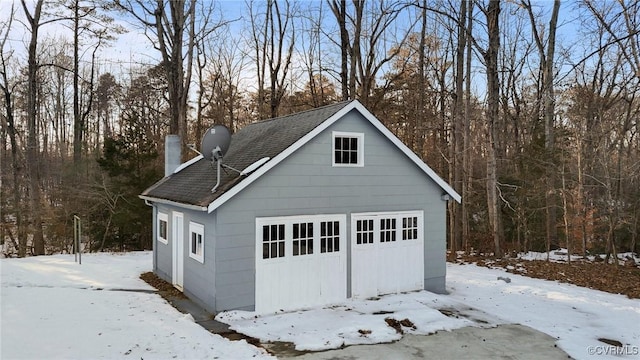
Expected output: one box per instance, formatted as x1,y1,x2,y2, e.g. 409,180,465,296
201,125,232,193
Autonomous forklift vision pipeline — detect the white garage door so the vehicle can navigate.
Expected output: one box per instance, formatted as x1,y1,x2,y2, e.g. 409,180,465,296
255,214,347,313
351,211,424,299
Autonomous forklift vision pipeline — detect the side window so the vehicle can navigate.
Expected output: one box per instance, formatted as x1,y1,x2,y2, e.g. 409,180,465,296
158,212,168,244
189,222,204,263
332,131,364,167
263,224,285,259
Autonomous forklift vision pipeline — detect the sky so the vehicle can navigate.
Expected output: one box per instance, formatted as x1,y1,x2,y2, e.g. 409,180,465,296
0,0,605,100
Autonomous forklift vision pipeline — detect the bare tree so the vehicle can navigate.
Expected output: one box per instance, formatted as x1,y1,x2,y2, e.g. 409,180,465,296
68,0,117,165
328,0,350,101
523,0,561,259
481,0,503,257
116,0,197,145
450,0,468,252
21,0,46,255
0,4,26,256
328,0,413,110
248,0,296,119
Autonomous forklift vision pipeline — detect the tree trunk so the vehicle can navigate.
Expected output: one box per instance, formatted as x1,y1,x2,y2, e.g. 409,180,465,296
543,0,561,257
329,0,349,101
462,0,473,251
0,11,27,256
21,0,46,255
450,0,467,253
484,0,502,258
72,0,82,165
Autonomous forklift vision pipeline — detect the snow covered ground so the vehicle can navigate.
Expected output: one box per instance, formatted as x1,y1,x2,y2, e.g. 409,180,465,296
447,263,640,359
0,252,271,359
2,251,639,359
219,260,640,359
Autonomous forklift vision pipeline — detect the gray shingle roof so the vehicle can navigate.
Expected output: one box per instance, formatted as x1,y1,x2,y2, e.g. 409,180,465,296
141,101,352,208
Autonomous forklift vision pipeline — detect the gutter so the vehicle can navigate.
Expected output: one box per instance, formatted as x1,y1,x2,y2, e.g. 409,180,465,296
138,195,208,212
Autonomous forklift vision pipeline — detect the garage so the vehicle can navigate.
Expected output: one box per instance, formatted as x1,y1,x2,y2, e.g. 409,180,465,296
351,211,424,299
255,214,347,313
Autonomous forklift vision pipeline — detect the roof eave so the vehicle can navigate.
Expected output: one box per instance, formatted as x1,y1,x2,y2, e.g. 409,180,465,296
139,195,208,212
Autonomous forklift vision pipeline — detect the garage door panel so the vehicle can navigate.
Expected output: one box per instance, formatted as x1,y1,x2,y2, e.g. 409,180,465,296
255,215,347,313
351,211,424,299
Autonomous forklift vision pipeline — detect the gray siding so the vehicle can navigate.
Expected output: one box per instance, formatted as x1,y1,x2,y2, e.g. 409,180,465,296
153,204,217,313
214,109,448,311
154,205,172,282
182,209,217,313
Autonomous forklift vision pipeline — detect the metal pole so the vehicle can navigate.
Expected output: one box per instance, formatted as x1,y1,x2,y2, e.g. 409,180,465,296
74,215,78,262
74,215,81,264
78,216,81,265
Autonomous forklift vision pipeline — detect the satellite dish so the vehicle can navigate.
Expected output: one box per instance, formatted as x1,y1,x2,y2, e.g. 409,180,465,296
200,125,231,193
201,125,231,161
241,157,270,176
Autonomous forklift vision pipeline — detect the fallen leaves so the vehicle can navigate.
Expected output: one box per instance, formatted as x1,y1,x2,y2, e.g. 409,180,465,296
453,255,640,299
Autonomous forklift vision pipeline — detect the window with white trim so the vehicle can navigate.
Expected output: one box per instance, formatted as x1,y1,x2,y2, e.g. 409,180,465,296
380,218,397,242
262,224,285,259
356,219,374,245
402,216,418,240
332,132,364,167
320,221,340,253
157,212,168,244
189,222,204,263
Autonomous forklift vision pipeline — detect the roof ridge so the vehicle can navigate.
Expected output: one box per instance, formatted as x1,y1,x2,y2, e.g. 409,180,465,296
246,100,352,126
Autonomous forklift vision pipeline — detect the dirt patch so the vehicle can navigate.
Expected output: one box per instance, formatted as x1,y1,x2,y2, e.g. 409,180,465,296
453,254,640,299
598,338,623,347
385,318,403,334
140,271,187,299
372,310,394,315
384,317,416,334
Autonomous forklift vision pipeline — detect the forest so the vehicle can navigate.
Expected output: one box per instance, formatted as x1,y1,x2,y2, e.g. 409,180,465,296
0,0,638,260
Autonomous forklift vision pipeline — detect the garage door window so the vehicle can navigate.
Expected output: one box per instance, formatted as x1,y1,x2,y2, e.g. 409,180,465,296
356,219,374,245
380,218,397,242
402,216,418,240
293,222,314,256
263,224,285,259
320,221,340,253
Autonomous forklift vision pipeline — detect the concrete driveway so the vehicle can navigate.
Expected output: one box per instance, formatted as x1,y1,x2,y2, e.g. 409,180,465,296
286,324,571,359
162,284,571,359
